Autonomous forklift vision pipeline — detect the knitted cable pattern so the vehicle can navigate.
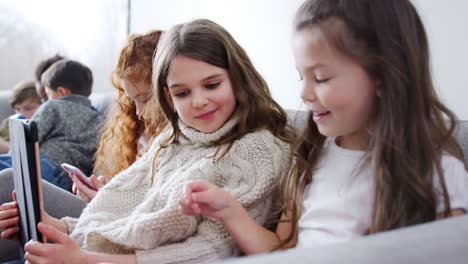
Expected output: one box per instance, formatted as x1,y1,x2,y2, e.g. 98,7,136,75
62,116,291,262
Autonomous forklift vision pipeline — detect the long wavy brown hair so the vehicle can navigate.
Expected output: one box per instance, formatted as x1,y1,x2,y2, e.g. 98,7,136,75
94,30,167,178
146,19,295,154
280,0,466,245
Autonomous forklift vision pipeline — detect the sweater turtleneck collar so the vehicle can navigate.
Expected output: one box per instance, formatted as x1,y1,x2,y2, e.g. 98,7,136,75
177,114,238,145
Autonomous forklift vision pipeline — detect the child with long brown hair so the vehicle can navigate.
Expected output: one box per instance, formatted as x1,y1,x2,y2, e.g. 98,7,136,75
0,19,294,263
180,0,468,254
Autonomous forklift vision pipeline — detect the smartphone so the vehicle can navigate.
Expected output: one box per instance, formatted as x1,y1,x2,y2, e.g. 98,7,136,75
60,163,97,191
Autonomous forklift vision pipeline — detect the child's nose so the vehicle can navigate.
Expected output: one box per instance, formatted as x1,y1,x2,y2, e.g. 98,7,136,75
135,102,144,117
192,93,208,109
301,82,317,102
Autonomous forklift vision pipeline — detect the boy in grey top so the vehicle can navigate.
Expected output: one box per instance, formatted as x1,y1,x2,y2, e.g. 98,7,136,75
0,59,102,191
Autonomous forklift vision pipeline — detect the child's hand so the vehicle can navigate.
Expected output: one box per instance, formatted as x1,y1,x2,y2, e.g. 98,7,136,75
0,191,19,240
72,174,106,203
180,180,236,221
24,222,87,264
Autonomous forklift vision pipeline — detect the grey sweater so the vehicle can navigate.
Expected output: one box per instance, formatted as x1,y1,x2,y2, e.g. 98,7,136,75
32,95,102,184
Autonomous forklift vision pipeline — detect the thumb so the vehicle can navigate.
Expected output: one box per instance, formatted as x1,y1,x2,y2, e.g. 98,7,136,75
97,175,107,185
12,190,17,202
185,180,212,194
90,175,105,189
37,222,71,245
184,180,212,203
191,188,217,204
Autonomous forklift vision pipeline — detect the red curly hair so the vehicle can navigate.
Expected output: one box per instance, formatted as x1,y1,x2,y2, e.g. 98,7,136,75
94,30,167,178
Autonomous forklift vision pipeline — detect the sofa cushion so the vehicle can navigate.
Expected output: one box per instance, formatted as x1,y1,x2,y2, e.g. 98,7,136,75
221,214,468,264
89,91,116,115
0,91,14,122
456,121,468,163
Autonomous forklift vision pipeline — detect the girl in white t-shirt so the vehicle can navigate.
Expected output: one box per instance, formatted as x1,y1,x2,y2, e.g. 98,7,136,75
180,0,468,254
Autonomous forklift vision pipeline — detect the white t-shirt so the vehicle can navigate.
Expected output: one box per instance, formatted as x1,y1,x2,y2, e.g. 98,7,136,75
296,138,468,248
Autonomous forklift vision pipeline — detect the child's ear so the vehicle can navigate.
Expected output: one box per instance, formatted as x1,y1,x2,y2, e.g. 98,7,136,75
164,87,171,98
376,88,382,97
374,79,383,97
164,87,176,113
57,86,72,97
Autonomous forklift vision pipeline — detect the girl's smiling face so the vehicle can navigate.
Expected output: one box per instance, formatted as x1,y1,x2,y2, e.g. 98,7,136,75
293,27,378,149
165,55,237,133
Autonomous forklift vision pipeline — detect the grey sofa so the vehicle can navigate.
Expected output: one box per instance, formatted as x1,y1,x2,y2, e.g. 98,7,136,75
0,91,467,263
222,215,468,264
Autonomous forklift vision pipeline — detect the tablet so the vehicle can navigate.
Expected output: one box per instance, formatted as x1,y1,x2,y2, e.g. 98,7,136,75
9,119,45,256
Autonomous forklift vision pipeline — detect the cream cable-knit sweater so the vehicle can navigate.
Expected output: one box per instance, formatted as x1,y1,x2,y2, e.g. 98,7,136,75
62,116,291,263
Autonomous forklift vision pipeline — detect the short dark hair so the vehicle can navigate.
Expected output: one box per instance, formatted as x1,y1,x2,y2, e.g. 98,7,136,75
35,54,65,82
41,59,93,96
9,81,41,107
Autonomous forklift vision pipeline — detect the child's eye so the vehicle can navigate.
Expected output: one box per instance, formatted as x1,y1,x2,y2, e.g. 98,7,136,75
206,82,220,89
315,77,330,84
174,91,189,98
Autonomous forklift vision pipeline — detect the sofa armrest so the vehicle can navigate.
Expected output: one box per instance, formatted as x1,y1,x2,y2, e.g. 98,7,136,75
0,91,14,122
220,215,468,264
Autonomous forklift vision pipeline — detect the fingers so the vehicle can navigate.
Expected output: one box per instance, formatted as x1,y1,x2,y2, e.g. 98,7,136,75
0,201,17,211
0,207,18,221
179,200,197,216
191,186,233,212
0,201,20,238
24,240,49,256
179,188,196,216
1,226,19,239
191,187,219,204
72,183,78,194
0,215,19,229
180,180,221,217
73,175,96,201
0,204,19,234
37,222,70,245
72,181,92,203
24,250,47,264
191,203,201,215
185,180,212,194
24,241,57,264
77,191,91,203
183,180,213,204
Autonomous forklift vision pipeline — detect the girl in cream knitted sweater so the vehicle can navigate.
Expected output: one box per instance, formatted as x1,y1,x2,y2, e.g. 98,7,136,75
0,19,295,263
